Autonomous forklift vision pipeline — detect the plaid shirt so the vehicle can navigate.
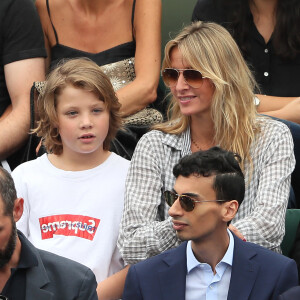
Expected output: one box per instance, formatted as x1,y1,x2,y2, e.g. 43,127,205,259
118,117,295,264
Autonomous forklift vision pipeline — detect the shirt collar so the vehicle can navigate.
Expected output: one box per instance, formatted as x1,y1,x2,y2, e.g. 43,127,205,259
16,230,38,269
186,229,234,274
161,126,191,156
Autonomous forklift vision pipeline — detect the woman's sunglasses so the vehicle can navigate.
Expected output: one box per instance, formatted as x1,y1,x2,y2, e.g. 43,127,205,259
161,68,207,88
164,190,226,212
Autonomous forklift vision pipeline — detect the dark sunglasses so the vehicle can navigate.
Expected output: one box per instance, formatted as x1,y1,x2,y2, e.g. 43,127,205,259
161,68,207,88
164,190,226,212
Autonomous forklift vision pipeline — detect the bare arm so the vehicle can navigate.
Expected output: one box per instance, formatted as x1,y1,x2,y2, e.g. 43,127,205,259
116,0,162,117
96,266,129,300
256,94,300,123
0,105,12,120
0,58,45,160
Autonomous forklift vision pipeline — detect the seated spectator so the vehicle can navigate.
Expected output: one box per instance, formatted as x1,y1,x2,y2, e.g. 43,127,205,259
12,58,129,299
0,0,46,171
0,167,98,299
35,0,163,159
118,21,295,265
122,148,298,300
192,0,300,124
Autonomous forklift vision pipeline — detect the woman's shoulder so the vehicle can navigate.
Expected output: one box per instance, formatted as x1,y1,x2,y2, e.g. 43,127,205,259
255,117,293,149
35,0,63,11
35,0,54,34
35,0,50,16
35,0,68,29
133,130,186,160
257,117,291,135
139,129,183,145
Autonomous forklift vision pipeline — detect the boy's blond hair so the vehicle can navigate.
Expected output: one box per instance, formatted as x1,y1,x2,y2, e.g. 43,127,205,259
34,58,122,155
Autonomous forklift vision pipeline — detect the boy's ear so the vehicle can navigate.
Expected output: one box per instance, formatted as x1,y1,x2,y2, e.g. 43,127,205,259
13,198,24,223
222,200,239,224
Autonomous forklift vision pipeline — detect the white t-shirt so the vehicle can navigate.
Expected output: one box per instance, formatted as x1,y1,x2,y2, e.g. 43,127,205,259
12,152,129,282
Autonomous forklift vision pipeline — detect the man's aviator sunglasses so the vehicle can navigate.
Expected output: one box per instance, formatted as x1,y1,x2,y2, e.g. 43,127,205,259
164,190,226,212
161,68,207,88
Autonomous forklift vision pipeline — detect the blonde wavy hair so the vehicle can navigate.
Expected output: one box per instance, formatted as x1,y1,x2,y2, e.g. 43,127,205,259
155,21,260,168
34,58,122,155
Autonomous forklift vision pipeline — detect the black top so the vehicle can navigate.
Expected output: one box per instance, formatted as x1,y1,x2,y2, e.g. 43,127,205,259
1,230,38,299
192,0,300,97
46,0,136,70
0,0,46,116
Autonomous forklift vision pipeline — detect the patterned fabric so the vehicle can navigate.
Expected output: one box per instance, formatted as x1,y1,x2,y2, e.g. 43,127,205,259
118,117,295,264
101,57,163,126
33,58,163,126
101,57,136,91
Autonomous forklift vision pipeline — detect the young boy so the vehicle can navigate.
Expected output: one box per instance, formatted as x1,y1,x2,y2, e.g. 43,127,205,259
12,58,129,285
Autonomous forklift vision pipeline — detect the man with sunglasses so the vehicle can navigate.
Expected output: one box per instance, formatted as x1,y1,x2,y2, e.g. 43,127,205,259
0,167,98,300
122,147,298,300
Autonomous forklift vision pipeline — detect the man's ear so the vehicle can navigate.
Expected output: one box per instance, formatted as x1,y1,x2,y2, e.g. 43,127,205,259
13,198,24,223
222,200,239,224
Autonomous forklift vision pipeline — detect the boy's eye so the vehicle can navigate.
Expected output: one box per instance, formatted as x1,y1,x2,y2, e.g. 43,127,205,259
93,108,104,113
66,111,78,116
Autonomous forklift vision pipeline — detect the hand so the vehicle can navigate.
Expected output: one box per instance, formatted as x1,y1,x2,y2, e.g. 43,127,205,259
228,224,246,241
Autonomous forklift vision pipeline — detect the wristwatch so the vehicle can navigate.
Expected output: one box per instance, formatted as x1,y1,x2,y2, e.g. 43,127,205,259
254,96,260,107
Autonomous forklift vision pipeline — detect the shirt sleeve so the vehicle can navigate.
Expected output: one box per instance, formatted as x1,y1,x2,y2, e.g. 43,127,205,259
233,122,295,252
117,133,179,264
2,0,46,65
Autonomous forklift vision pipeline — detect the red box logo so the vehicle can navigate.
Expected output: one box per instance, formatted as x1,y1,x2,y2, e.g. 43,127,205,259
39,214,100,241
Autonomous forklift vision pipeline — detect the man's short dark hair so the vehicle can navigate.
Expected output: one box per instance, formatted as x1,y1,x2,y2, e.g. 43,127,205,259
173,147,245,206
0,168,17,217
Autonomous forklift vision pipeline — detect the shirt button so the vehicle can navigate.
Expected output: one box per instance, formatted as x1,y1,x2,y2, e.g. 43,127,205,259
209,285,213,289
264,72,269,77
264,48,269,53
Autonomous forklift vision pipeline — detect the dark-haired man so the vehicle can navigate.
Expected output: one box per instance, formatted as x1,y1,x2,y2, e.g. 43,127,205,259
123,147,298,300
0,167,97,299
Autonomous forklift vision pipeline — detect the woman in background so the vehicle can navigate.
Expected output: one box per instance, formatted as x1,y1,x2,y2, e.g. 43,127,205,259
35,0,163,158
192,0,300,123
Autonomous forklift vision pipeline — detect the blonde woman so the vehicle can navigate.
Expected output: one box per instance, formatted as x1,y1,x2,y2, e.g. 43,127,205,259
118,21,295,265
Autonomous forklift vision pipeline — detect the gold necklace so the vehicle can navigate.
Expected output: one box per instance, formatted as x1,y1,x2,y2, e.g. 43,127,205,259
191,137,202,150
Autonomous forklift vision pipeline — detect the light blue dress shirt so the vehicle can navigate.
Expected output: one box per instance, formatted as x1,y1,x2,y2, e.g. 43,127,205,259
185,229,234,300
